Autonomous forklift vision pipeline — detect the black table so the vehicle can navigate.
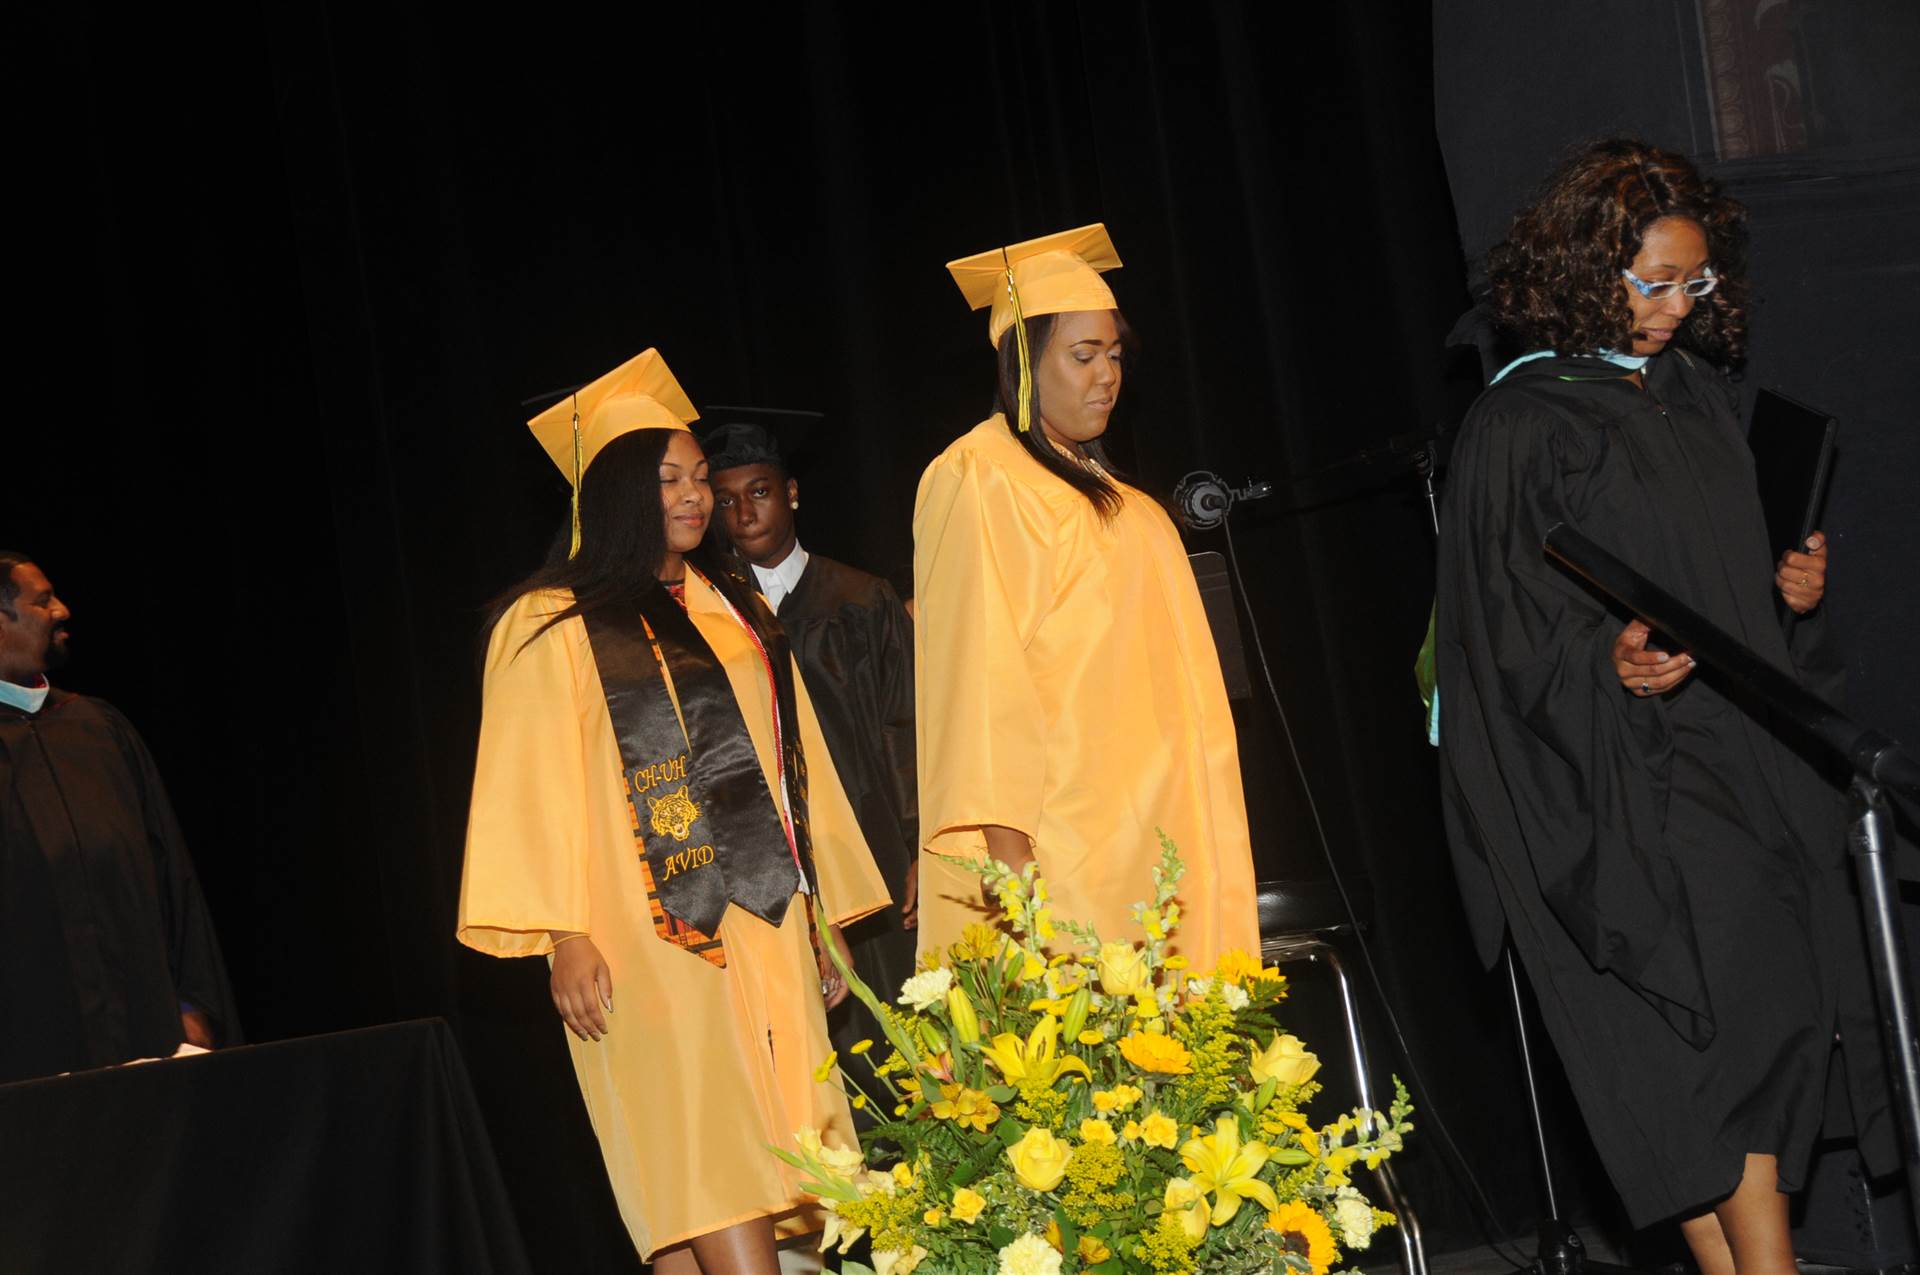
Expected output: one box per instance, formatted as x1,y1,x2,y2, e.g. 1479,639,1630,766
0,1018,532,1274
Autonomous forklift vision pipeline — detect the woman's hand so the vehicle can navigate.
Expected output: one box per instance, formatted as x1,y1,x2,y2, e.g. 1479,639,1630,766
979,825,1036,909
1776,532,1827,614
981,825,1035,875
1611,619,1695,698
550,933,612,1042
818,924,853,1011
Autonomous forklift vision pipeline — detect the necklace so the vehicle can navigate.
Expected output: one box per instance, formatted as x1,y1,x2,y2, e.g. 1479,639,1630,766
1045,434,1109,478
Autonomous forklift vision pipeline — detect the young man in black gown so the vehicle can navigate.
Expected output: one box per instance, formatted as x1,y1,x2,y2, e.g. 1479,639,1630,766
701,424,918,1077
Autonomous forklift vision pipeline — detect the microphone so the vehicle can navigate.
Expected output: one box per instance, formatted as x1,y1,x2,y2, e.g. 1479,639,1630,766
1173,471,1273,531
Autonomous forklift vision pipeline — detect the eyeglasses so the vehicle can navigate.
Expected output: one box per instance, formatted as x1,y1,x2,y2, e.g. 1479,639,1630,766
1621,265,1719,300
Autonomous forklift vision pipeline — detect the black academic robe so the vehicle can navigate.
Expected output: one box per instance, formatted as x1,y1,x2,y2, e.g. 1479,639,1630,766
1,689,239,1083
775,556,919,1057
1436,350,1892,1224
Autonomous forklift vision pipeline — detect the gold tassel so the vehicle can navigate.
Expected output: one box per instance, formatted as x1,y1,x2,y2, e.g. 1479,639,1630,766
568,392,583,559
1002,249,1034,433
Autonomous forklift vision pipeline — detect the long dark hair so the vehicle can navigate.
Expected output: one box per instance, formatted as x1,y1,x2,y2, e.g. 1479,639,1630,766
1487,138,1750,366
482,430,768,656
993,310,1138,520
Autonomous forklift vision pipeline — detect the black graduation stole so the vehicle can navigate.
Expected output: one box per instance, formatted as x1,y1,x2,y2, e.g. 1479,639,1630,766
582,569,814,967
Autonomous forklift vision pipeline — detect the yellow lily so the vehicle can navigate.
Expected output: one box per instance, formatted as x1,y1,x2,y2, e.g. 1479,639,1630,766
1180,1116,1280,1224
979,1014,1091,1088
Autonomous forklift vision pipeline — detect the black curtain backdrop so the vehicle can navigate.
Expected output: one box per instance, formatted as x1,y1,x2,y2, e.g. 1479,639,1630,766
16,4,1565,1267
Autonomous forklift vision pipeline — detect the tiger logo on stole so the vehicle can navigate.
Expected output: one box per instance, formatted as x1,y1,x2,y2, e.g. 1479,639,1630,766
647,786,701,841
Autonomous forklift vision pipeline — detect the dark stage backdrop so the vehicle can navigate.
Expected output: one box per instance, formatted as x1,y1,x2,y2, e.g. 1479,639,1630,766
17,3,1562,1267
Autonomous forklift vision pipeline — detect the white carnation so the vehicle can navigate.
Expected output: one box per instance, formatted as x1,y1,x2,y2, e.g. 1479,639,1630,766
1334,1191,1376,1249
896,966,954,1011
998,1232,1064,1275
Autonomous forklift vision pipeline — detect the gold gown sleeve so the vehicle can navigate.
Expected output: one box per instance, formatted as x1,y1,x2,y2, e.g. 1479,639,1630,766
912,435,1055,861
791,657,891,928
456,591,593,957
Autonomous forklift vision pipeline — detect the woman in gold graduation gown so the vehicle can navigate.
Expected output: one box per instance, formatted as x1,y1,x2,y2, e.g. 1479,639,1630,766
457,349,888,1274
913,225,1259,968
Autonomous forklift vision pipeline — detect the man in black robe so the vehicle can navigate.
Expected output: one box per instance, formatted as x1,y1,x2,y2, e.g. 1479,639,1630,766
0,551,239,1082
702,425,919,1058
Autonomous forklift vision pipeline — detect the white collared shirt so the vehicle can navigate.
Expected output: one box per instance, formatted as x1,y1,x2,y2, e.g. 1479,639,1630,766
750,541,810,614
0,676,50,714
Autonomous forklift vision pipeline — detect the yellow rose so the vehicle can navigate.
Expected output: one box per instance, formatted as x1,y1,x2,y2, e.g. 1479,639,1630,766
1139,1110,1180,1149
950,1186,987,1223
1120,1120,1143,1142
1006,1126,1074,1192
1250,1033,1321,1088
1078,1118,1117,1146
1163,1177,1211,1242
1092,1083,1143,1114
1097,942,1152,998
1078,1235,1113,1263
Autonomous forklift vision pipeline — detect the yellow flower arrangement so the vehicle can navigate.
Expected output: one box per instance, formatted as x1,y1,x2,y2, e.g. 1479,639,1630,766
775,838,1413,1275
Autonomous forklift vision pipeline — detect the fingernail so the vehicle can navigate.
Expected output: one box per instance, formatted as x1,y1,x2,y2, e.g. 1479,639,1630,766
1657,653,1670,663
1686,656,1696,666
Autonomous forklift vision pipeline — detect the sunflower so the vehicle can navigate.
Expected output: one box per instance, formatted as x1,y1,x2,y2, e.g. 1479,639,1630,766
1267,1201,1338,1275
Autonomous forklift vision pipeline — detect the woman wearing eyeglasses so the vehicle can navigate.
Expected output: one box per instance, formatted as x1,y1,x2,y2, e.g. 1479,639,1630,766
1436,140,1890,1267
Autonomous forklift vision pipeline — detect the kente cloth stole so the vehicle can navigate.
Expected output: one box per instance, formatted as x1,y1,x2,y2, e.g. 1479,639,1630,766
582,573,814,967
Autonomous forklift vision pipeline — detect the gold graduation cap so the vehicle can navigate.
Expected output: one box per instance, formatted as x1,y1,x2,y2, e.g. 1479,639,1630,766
526,347,699,555
947,223,1123,348
946,223,1122,432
